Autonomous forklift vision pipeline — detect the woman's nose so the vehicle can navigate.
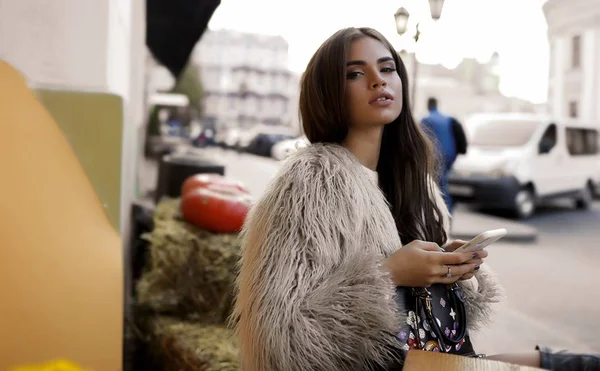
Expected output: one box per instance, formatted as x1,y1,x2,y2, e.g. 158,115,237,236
371,78,387,89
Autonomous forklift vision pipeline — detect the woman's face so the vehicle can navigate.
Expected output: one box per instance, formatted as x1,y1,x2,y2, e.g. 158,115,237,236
344,37,403,129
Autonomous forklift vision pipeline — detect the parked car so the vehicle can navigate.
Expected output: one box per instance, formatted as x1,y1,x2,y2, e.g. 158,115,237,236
271,136,309,161
448,113,600,219
215,124,298,152
245,133,293,157
214,128,241,149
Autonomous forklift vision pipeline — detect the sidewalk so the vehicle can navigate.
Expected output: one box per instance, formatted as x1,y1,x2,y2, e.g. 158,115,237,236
451,209,538,243
472,301,597,355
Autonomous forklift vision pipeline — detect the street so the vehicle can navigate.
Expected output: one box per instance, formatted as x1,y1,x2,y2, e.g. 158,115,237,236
524,200,600,259
158,147,600,356
471,200,600,355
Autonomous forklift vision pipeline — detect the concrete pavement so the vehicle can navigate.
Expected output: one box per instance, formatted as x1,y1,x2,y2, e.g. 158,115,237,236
473,240,599,355
451,209,538,243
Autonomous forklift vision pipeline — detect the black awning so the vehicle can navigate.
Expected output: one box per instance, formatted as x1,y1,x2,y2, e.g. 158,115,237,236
146,0,221,79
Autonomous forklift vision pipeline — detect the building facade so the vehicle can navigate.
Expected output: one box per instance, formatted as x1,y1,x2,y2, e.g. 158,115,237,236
544,0,600,122
192,30,300,131
402,52,539,122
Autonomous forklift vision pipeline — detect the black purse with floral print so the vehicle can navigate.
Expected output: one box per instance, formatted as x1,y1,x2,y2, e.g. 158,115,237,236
394,283,477,357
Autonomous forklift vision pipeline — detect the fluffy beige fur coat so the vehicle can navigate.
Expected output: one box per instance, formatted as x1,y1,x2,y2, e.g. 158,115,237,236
232,143,502,371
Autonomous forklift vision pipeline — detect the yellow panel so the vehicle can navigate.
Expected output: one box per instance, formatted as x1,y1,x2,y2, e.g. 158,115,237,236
0,59,122,370
34,88,123,232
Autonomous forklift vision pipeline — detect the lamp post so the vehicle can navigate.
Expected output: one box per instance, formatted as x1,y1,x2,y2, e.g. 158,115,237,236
394,0,445,110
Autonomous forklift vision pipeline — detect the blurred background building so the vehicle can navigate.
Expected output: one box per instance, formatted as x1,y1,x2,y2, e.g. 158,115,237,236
146,30,301,129
544,0,600,122
402,51,543,121
192,30,301,131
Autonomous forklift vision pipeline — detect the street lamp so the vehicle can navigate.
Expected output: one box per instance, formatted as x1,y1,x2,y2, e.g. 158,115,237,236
429,0,445,20
394,0,445,109
394,7,410,37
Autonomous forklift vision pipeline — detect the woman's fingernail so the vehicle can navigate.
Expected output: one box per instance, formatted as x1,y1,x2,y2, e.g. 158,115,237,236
474,265,480,270
472,253,478,260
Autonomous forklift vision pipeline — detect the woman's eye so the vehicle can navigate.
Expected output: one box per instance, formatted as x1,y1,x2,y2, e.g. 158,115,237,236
346,71,363,79
381,67,397,73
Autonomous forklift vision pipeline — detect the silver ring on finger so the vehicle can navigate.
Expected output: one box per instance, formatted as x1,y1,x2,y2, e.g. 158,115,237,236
444,265,452,279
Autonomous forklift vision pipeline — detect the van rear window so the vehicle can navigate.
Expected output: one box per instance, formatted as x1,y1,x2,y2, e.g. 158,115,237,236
566,128,598,155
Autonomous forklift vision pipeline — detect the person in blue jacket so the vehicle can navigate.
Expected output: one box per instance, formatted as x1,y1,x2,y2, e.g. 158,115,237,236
421,97,457,214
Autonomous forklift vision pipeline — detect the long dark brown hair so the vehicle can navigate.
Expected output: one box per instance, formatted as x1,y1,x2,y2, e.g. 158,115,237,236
299,27,447,246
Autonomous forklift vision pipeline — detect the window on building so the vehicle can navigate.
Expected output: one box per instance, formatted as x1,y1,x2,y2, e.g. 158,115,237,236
572,35,581,69
256,98,263,115
247,96,256,115
569,101,578,118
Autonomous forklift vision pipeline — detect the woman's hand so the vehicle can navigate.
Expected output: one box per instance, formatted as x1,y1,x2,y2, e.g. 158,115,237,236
382,240,484,287
443,239,488,280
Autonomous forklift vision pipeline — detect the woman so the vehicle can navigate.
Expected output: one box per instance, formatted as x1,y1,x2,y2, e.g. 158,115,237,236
231,27,592,370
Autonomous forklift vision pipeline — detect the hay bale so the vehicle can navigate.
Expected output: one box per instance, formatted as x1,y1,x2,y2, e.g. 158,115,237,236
149,316,239,371
136,198,240,323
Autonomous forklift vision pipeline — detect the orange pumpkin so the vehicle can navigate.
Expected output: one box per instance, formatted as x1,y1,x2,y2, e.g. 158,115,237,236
181,173,249,197
181,185,252,233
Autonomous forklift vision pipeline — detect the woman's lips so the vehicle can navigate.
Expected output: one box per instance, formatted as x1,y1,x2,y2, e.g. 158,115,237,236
369,92,394,106
369,96,394,107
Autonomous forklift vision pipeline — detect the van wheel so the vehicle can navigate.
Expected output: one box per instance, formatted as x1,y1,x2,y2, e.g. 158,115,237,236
514,188,535,219
575,184,593,210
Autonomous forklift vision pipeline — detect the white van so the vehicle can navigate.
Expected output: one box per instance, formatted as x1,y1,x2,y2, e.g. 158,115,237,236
448,113,600,218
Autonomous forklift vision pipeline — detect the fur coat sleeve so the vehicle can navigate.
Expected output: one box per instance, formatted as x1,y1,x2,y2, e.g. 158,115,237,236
231,146,405,371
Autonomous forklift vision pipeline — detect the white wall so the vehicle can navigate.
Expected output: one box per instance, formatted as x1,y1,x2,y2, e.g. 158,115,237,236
581,29,596,121
0,0,110,91
550,37,566,118
596,27,600,121
0,0,147,239
107,0,133,100
122,0,147,238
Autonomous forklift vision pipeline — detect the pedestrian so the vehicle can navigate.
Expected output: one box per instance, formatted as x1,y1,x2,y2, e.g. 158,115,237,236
231,27,600,371
421,97,464,214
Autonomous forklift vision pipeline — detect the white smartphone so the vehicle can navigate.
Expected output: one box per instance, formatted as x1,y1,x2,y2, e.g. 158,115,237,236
453,228,507,253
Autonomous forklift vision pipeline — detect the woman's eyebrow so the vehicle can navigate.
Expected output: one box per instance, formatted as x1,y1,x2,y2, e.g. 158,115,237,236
346,56,394,67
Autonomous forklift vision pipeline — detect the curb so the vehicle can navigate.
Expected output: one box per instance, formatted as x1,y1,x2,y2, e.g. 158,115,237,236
450,207,539,244
450,230,538,243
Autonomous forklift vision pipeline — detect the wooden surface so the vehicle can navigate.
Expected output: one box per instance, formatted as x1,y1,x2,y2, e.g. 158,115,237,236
404,351,544,371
